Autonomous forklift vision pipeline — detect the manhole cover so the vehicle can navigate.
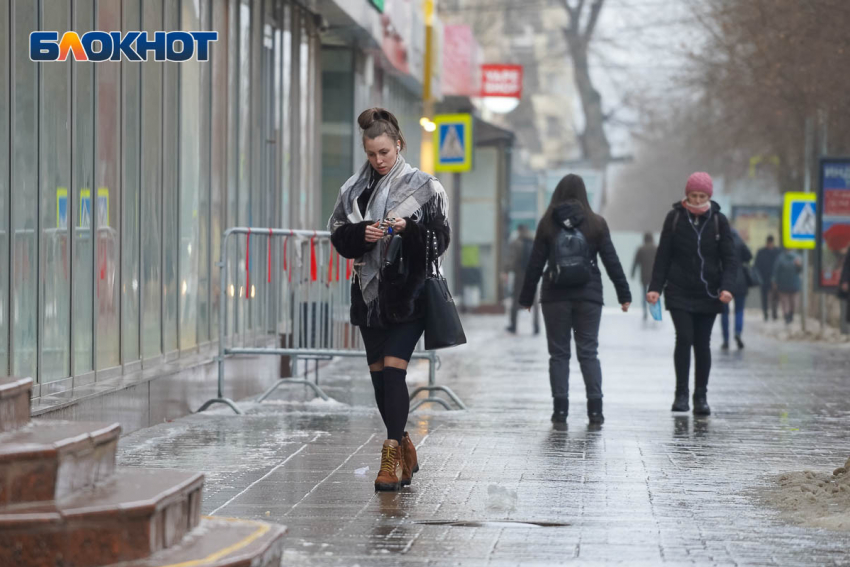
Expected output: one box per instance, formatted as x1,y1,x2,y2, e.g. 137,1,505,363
415,520,569,528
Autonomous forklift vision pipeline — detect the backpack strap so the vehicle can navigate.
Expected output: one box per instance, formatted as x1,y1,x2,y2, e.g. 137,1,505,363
714,212,720,241
672,211,680,231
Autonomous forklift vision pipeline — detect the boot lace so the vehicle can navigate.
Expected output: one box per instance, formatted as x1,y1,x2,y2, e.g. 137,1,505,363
380,445,398,474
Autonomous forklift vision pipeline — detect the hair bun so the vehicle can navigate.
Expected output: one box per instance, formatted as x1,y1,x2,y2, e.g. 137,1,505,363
357,107,406,151
357,107,397,130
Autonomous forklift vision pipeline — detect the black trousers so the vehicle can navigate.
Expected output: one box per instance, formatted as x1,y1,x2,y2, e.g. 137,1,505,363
669,310,717,397
760,285,779,320
510,272,540,331
541,301,604,400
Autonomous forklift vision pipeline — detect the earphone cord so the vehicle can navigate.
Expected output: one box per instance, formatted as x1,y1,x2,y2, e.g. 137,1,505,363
687,210,719,299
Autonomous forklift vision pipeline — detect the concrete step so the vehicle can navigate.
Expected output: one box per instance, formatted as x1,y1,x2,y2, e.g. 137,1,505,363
0,376,32,433
116,516,287,567
0,467,204,567
0,420,121,505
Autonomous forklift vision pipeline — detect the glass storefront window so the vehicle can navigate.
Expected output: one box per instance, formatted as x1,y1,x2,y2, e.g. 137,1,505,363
72,0,95,377
40,0,72,382
197,0,212,345
163,0,179,354
141,0,163,360
210,0,229,341
122,0,142,364
0,3,9,375
225,0,239,341
95,0,122,371
235,0,251,340
179,0,204,349
321,48,355,225
11,0,38,379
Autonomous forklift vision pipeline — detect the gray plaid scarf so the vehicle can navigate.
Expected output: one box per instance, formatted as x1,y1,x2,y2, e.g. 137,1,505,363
328,155,447,323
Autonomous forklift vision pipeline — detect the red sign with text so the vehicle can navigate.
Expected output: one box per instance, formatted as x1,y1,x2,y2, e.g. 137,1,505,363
481,64,523,98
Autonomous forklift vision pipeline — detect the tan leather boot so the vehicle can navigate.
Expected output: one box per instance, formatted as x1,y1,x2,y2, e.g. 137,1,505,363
374,439,402,491
401,432,419,486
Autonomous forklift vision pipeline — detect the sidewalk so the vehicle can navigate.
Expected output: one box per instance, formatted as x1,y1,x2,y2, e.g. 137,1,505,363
116,311,850,566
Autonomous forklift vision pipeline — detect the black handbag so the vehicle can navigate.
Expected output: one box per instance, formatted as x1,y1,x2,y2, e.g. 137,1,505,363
743,264,761,288
381,234,407,284
423,230,467,350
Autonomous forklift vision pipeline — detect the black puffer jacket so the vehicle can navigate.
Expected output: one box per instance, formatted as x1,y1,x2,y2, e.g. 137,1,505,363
519,201,631,307
330,196,450,328
649,201,737,314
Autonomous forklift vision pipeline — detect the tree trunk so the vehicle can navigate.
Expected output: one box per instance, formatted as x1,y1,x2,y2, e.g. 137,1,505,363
563,1,611,168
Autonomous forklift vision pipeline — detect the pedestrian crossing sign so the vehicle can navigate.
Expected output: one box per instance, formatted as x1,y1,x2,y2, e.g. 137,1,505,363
783,192,817,249
79,189,92,229
434,114,472,172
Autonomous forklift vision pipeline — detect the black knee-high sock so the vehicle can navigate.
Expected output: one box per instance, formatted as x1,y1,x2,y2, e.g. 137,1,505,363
382,367,409,443
370,370,387,426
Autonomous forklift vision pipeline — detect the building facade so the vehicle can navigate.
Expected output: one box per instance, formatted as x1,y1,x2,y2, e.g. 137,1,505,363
0,0,324,398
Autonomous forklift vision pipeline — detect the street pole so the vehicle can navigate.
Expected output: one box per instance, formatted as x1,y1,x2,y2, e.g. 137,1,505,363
802,117,812,333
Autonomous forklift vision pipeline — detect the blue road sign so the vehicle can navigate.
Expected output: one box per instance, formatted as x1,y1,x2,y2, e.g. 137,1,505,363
783,192,816,249
433,114,472,172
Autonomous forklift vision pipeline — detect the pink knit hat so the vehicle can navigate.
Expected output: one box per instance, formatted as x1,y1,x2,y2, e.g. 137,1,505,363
686,172,713,197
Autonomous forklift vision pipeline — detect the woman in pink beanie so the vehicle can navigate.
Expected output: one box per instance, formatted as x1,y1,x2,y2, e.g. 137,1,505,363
646,172,737,416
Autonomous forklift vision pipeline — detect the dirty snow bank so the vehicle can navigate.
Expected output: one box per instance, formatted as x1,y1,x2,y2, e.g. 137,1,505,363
762,457,850,530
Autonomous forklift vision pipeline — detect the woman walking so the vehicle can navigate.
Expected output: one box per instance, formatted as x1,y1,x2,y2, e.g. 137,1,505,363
647,172,736,416
329,108,450,491
720,229,753,350
772,249,802,324
518,174,631,426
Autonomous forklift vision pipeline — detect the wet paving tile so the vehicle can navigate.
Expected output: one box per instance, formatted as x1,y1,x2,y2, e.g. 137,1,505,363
117,313,850,565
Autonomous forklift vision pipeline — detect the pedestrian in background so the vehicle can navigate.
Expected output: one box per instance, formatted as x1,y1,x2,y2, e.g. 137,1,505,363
720,229,753,350
772,249,802,325
329,108,450,492
631,232,657,320
505,224,540,335
647,172,736,416
839,252,850,324
754,235,781,321
519,174,631,426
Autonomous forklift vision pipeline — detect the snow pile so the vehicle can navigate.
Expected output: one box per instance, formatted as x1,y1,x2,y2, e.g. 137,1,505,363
763,457,850,531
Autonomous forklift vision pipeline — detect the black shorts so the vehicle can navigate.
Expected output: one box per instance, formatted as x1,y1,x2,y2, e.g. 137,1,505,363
359,319,426,365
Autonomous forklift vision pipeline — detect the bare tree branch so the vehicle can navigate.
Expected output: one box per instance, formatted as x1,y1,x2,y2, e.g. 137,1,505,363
583,0,605,43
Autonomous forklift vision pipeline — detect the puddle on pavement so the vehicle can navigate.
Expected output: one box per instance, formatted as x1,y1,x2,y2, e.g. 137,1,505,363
415,520,570,528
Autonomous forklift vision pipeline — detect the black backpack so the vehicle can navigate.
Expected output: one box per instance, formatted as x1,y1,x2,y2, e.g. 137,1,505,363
548,225,593,288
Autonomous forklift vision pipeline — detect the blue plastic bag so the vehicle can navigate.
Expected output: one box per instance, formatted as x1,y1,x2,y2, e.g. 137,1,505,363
649,299,663,321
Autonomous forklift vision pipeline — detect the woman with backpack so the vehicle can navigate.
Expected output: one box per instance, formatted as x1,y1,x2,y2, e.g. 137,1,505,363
329,108,450,491
647,172,736,416
519,174,631,425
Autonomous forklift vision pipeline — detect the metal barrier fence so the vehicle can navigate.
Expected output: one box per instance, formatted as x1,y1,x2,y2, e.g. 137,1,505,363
197,227,466,415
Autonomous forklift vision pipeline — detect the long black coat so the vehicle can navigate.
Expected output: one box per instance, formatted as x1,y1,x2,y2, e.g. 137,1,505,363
649,201,737,314
519,201,631,307
330,195,450,328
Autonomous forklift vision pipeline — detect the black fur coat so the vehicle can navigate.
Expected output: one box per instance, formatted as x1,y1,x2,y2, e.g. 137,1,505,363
330,194,450,328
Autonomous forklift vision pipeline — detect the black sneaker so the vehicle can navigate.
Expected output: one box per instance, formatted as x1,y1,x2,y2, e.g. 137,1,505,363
721,342,729,351
671,393,690,412
693,395,711,416
735,335,744,350
587,399,604,425
506,326,517,334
